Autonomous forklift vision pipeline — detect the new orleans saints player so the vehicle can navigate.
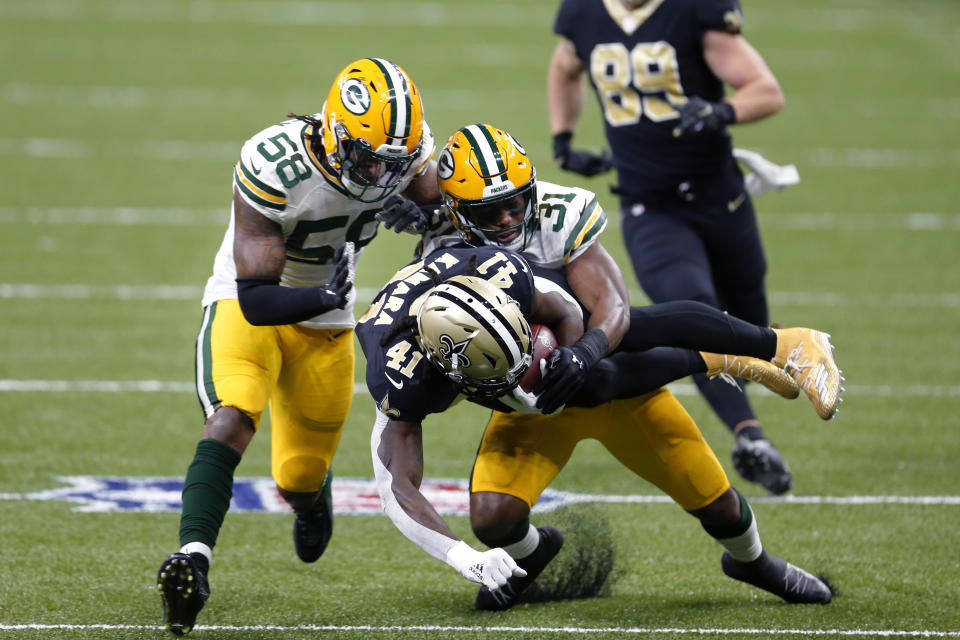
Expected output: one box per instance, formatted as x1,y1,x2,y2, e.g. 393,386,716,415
156,58,439,636
358,244,834,613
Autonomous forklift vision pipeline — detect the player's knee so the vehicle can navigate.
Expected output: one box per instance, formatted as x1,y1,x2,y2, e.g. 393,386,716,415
275,455,329,497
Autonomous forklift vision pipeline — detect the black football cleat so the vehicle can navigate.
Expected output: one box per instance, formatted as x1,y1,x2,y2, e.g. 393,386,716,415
731,435,793,495
294,470,334,563
721,550,833,604
475,526,564,611
157,552,210,636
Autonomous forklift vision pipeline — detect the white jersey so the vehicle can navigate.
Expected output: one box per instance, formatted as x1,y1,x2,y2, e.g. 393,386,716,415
418,180,606,269
202,116,435,329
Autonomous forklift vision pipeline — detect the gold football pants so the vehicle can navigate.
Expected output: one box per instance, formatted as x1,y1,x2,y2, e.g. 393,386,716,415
472,388,730,512
195,299,354,493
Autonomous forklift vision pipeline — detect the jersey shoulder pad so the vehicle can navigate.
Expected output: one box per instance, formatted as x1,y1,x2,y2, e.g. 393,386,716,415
696,0,744,35
233,120,309,218
536,180,607,264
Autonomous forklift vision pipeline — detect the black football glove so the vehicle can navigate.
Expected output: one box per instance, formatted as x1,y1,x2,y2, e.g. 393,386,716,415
672,97,735,138
553,132,614,177
534,329,609,414
319,242,354,311
377,195,429,234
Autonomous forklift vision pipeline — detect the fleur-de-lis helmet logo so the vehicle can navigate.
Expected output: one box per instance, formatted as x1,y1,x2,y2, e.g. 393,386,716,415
438,334,472,369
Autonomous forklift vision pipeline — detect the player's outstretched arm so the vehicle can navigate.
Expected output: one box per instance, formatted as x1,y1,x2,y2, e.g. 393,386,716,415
370,411,525,590
233,190,353,325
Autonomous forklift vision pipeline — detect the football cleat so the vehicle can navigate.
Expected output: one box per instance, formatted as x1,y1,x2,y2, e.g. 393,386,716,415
157,552,210,636
731,435,793,495
772,329,844,420
475,526,564,611
721,550,833,604
701,352,800,400
294,470,334,563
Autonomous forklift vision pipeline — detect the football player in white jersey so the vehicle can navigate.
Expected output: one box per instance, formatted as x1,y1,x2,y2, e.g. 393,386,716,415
156,58,439,636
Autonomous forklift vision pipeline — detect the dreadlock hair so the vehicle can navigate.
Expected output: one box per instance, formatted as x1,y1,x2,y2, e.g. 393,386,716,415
377,260,472,347
287,112,324,158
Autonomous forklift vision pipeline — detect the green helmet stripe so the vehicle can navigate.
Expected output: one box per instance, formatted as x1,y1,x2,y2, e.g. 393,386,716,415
371,58,411,143
461,124,506,186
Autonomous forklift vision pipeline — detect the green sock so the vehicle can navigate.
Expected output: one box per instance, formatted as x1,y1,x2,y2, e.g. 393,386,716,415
178,438,241,549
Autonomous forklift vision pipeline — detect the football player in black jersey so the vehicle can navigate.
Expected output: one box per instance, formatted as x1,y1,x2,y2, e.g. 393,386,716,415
358,244,834,613
548,0,798,495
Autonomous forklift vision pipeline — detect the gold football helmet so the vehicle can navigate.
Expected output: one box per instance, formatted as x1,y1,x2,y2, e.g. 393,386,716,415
416,275,532,399
319,58,425,202
437,124,537,251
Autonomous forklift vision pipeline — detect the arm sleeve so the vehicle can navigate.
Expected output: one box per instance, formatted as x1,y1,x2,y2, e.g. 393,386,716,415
370,410,460,564
235,277,328,326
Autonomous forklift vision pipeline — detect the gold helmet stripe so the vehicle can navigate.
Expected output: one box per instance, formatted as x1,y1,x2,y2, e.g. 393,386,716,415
429,279,526,368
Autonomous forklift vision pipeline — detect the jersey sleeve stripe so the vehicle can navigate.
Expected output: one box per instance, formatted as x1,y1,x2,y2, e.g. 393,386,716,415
563,197,605,259
234,162,286,211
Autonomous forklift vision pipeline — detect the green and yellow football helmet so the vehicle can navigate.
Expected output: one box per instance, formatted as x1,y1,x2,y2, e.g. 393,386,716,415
437,124,537,251
319,58,425,202
416,275,532,399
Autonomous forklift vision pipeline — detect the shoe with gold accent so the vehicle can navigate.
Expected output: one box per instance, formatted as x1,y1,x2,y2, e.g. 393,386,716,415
772,329,844,420
701,353,800,400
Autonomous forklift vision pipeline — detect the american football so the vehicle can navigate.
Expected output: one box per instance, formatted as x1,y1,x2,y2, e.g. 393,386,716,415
519,324,558,393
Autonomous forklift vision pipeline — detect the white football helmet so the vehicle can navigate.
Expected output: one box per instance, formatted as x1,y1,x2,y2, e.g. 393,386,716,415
416,275,532,399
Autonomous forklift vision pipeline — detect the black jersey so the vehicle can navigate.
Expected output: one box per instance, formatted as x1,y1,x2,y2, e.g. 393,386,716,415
356,245,536,423
554,0,744,200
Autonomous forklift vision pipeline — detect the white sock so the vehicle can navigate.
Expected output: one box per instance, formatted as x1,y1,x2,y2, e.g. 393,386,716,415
716,515,763,563
180,541,213,564
502,524,540,559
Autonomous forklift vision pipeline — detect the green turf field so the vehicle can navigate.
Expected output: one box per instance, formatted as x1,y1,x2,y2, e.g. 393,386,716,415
1,0,959,638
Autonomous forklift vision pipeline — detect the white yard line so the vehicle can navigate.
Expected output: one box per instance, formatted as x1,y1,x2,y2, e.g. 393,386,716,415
3,283,959,308
1,136,958,168
1,380,958,399
3,207,959,230
0,623,956,636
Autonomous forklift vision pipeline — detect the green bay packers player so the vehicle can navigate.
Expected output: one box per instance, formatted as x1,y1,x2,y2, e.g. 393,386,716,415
156,58,440,636
357,244,835,614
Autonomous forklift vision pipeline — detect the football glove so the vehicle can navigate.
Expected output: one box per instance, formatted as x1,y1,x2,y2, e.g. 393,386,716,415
319,241,354,311
672,97,736,137
553,132,614,177
534,329,609,415
377,195,429,234
445,541,527,591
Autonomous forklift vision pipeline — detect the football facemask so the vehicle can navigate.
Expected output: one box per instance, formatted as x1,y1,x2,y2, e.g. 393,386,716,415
437,124,537,251
415,275,532,400
319,58,425,202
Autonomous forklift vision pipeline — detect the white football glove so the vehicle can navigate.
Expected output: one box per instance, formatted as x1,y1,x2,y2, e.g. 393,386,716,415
445,541,527,591
733,147,800,196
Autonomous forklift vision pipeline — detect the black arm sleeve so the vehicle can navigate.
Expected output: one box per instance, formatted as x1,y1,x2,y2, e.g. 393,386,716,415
236,277,331,326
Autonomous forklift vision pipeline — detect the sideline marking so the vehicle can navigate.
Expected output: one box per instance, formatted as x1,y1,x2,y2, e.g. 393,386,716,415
0,623,956,636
